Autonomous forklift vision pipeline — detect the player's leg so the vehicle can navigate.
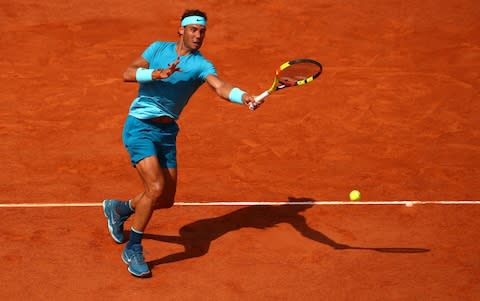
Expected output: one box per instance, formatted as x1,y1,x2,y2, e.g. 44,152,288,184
122,155,177,277
130,156,177,231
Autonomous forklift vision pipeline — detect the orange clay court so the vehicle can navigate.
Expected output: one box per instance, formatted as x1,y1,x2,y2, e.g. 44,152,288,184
1,1,479,300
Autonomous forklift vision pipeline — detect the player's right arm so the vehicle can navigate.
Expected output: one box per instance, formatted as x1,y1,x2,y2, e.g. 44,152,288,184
205,74,256,107
123,56,149,82
123,56,180,82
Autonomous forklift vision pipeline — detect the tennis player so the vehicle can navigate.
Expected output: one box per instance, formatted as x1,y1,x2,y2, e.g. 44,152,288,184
103,9,258,277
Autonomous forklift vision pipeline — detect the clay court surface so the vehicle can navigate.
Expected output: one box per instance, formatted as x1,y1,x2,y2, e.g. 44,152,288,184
1,0,479,300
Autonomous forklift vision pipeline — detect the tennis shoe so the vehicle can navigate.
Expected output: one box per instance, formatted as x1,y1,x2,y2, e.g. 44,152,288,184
122,244,151,278
103,199,129,244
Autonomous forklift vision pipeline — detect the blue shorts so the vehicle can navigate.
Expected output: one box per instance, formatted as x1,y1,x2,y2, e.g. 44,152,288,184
122,115,179,168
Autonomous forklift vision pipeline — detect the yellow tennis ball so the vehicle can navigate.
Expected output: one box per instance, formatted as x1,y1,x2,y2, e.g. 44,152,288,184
349,190,361,201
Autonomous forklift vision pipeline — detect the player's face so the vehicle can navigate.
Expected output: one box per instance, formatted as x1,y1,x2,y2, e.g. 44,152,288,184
181,24,206,50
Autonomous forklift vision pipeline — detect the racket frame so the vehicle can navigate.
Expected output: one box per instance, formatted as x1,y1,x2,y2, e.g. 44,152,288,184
250,59,322,110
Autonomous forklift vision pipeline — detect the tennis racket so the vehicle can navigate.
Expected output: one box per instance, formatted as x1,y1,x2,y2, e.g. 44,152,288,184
249,58,323,110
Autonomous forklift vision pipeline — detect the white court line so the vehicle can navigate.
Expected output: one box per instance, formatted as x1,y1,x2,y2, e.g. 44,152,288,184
0,200,479,208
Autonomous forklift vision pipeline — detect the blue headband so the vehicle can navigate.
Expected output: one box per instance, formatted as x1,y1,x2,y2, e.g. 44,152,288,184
181,16,207,27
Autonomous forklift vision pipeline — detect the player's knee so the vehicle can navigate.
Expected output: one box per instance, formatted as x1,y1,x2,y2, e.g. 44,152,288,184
146,181,176,209
145,183,163,202
147,187,175,209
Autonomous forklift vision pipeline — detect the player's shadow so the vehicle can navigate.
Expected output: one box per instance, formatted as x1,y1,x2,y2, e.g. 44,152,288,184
142,197,429,268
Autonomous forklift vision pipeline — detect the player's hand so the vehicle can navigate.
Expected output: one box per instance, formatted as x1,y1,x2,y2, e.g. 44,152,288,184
153,57,181,79
242,93,260,110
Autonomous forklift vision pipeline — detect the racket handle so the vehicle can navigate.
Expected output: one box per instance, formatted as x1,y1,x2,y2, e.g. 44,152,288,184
249,91,270,111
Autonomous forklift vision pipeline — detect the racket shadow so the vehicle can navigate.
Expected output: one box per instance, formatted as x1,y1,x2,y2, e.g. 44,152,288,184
142,197,429,268
347,247,430,253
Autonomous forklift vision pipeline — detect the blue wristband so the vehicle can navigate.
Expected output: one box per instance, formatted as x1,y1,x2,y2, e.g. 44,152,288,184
228,87,245,104
136,68,154,83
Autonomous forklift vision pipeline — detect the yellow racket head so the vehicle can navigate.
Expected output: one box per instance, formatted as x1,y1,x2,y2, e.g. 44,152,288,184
276,59,322,88
251,59,322,109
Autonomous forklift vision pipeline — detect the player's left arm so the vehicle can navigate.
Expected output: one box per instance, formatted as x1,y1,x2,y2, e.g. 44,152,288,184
205,74,257,107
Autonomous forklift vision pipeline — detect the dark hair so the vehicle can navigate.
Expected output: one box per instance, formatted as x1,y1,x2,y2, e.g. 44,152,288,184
181,9,207,22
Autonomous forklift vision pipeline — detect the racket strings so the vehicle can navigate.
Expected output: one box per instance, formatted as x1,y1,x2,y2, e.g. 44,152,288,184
278,63,321,85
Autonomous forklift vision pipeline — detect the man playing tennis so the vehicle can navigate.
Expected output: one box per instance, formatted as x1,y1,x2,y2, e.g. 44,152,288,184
103,9,258,277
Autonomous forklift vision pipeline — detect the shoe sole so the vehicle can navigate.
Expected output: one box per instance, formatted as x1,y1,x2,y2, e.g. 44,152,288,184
102,200,124,244
121,251,151,278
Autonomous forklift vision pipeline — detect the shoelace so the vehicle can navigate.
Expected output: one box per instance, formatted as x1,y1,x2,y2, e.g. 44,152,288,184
112,207,129,224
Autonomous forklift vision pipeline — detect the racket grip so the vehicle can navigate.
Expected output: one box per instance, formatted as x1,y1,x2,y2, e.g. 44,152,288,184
249,91,270,111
